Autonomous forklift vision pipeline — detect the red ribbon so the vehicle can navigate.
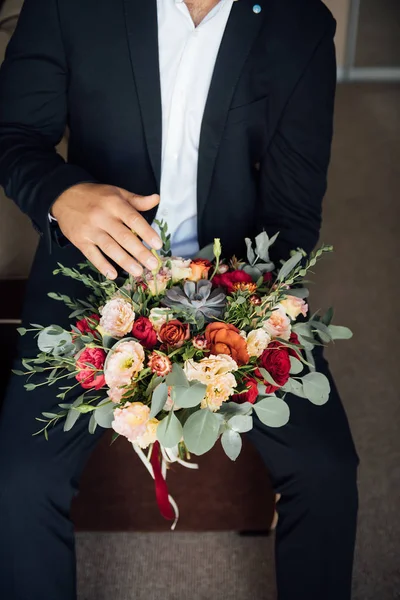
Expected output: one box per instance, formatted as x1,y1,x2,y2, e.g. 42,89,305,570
150,441,175,521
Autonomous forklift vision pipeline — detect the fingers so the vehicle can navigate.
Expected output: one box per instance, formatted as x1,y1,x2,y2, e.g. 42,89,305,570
115,199,162,250
95,233,145,276
107,221,159,271
80,243,118,280
118,189,160,212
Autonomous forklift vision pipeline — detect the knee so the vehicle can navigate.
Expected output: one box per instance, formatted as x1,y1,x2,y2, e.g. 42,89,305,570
295,444,359,515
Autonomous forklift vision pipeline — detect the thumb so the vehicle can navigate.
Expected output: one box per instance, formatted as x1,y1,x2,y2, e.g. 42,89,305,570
120,190,160,212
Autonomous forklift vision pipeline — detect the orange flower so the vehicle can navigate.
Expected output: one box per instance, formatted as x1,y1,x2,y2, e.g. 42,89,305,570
159,319,190,348
232,282,258,293
205,322,249,366
189,258,212,282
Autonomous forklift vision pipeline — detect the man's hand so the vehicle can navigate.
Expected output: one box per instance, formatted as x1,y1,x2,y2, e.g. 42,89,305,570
51,183,163,279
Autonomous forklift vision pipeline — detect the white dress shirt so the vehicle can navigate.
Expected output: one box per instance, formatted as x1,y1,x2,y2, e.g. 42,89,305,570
154,0,234,257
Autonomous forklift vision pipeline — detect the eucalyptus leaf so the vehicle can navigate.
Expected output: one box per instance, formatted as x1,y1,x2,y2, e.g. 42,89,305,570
281,378,307,398
94,400,115,428
321,307,334,326
310,320,332,343
255,231,271,262
284,287,309,299
277,252,303,281
259,368,279,388
242,265,262,281
173,382,207,409
64,408,81,432
293,323,315,351
37,327,73,356
290,356,304,375
245,238,256,265
157,412,183,449
88,413,98,434
221,430,242,461
183,409,221,455
218,401,254,416
17,327,27,336
254,397,290,428
166,363,189,388
228,414,253,433
302,372,330,405
150,383,169,418
328,325,353,340
194,243,215,261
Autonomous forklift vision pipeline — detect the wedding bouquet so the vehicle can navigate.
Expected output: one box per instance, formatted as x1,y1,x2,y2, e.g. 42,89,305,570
16,223,352,526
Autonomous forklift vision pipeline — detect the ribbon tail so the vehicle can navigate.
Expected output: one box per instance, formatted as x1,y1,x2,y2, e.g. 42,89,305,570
150,441,175,521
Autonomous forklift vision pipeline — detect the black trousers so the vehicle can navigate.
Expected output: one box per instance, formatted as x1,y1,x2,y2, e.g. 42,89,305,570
0,336,359,600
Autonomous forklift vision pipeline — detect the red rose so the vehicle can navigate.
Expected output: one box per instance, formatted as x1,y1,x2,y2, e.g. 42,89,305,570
231,378,258,405
159,319,190,348
257,341,291,393
288,332,302,360
263,272,274,284
76,347,106,390
212,270,253,293
132,316,157,349
75,314,100,334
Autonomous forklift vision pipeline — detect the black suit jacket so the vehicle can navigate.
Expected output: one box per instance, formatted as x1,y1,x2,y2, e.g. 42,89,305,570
0,0,336,316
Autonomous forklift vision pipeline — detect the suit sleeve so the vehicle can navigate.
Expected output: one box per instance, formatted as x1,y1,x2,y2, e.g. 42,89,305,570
0,0,97,249
259,22,337,263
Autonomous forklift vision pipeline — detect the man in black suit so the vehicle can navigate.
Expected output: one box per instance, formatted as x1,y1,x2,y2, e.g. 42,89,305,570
0,1,359,599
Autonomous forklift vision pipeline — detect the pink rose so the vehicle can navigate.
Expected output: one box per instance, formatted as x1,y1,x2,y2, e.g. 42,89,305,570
100,298,136,338
280,296,308,320
76,347,106,390
148,353,172,377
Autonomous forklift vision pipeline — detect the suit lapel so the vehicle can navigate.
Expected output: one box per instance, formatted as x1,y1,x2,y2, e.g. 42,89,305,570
123,0,162,190
197,0,267,222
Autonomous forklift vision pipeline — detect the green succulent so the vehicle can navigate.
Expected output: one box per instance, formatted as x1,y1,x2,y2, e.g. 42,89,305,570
162,280,226,329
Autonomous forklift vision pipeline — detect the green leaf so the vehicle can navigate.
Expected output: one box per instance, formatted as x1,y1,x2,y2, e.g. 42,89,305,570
221,430,242,461
94,400,115,428
290,356,304,375
254,397,290,428
293,323,315,351
242,265,261,281
42,412,59,419
166,363,189,388
88,413,97,435
277,252,303,281
64,408,81,432
228,414,253,433
284,287,309,299
259,368,279,388
245,238,256,265
328,325,353,340
157,412,183,449
150,383,169,418
255,231,271,262
321,307,334,326
194,243,215,261
183,409,221,455
17,327,27,336
76,404,97,414
281,377,307,398
12,369,26,376
302,372,331,405
37,327,73,356
173,382,207,409
218,401,254,416
25,383,36,391
310,320,332,343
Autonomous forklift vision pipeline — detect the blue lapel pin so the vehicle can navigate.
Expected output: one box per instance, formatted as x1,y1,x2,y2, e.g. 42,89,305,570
253,4,262,13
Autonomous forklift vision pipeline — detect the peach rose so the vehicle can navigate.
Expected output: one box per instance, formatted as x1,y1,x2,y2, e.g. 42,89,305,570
246,328,271,358
262,307,291,341
205,322,250,365
188,259,212,282
202,373,237,412
112,402,153,445
104,340,145,389
280,296,309,320
100,298,135,338
146,267,172,296
184,354,238,384
136,418,159,449
169,258,192,282
159,319,190,348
